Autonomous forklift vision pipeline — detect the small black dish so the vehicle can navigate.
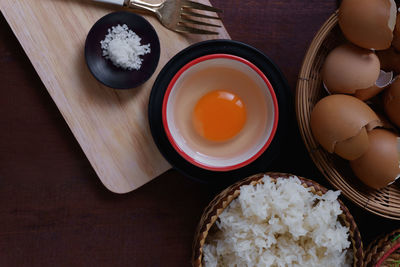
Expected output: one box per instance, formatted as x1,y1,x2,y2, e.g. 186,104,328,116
148,39,293,185
85,11,160,89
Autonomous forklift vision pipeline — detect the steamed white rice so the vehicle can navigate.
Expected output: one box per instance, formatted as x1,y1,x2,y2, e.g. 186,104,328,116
203,175,352,267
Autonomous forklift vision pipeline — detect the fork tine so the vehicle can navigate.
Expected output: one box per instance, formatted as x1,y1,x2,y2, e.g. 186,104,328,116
181,0,222,13
175,24,219,34
181,9,221,20
179,17,221,28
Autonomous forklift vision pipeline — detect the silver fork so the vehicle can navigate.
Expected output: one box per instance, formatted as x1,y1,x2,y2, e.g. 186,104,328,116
95,0,222,34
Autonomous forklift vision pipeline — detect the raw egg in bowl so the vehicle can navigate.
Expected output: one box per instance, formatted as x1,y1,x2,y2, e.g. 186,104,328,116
162,54,279,171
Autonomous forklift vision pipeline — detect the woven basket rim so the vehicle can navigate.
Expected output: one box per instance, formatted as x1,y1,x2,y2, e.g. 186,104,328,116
295,11,400,220
192,172,364,267
364,229,400,267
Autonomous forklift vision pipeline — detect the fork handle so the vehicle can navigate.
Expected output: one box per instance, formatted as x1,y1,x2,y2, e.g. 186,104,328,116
93,0,159,12
127,0,161,13
93,0,127,6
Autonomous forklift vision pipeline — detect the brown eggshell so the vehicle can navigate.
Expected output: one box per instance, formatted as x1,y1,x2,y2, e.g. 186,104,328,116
377,47,400,73
353,70,393,100
339,0,397,50
392,12,400,51
350,129,400,189
310,95,382,159
322,44,380,99
334,127,369,160
354,84,385,101
377,110,399,132
384,78,400,127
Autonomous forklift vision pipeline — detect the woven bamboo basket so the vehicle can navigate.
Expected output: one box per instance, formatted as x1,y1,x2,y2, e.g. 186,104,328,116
364,229,400,267
295,10,400,220
192,172,364,267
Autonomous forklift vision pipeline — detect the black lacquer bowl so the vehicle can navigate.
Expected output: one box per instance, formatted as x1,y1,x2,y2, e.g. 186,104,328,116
85,11,160,89
149,40,292,185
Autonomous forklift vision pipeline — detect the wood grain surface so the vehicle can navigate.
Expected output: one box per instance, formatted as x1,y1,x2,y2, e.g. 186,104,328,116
0,0,399,266
0,0,229,194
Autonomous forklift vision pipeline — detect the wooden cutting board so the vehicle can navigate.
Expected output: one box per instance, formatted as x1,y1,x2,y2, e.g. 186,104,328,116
0,0,230,193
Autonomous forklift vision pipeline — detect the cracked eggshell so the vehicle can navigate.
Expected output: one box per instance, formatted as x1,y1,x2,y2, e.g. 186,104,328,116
353,70,393,100
322,44,383,101
339,0,397,50
392,12,400,50
310,94,382,160
334,127,369,160
384,77,400,127
377,47,400,73
350,129,400,189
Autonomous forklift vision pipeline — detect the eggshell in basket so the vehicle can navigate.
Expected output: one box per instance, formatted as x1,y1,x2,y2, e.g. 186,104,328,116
322,44,383,100
384,78,400,128
338,0,397,50
377,47,400,73
350,129,400,189
310,94,382,160
392,11,400,51
334,127,369,161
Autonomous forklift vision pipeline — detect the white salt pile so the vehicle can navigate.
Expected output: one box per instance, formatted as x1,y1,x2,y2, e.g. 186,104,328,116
100,24,150,70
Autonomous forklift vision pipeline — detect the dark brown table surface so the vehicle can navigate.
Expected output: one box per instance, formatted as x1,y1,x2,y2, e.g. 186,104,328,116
0,1,399,266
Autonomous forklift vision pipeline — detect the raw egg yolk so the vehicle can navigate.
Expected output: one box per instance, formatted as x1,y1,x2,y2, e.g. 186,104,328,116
192,90,246,142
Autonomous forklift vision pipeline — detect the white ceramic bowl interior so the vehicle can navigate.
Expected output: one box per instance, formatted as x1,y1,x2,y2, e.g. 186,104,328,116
162,54,278,171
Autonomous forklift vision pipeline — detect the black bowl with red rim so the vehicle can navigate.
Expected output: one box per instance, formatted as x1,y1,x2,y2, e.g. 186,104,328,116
149,40,291,184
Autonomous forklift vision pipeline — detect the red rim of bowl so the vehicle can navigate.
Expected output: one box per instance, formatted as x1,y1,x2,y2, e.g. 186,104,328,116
162,54,279,171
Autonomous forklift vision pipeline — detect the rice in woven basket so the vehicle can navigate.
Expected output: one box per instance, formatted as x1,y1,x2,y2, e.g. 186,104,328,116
192,172,363,267
364,229,400,267
296,10,400,220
